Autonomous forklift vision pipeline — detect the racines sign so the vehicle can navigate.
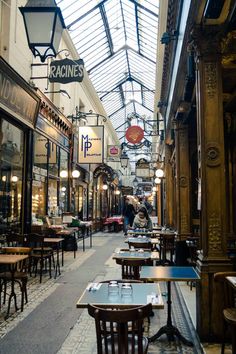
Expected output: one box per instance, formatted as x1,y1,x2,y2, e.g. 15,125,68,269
49,58,84,84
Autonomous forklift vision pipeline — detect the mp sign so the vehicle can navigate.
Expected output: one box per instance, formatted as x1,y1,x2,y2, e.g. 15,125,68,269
49,58,84,84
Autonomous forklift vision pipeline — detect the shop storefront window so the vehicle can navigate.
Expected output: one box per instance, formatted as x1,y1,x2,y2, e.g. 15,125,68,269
59,149,69,214
0,118,24,232
48,178,58,216
49,142,59,176
32,132,48,223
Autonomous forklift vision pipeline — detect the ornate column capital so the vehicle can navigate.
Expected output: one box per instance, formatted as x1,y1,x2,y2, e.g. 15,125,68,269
190,26,223,59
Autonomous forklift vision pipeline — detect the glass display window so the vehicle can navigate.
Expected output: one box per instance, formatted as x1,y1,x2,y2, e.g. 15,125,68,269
32,178,46,223
49,141,59,176
59,149,69,214
0,118,24,232
34,132,48,170
48,178,58,216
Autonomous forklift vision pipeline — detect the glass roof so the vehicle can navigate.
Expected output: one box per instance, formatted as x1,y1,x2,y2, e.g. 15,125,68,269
57,0,159,165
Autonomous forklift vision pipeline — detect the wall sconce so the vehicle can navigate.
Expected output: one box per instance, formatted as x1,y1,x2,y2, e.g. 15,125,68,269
102,183,108,191
11,175,19,182
154,177,161,184
115,190,121,195
155,168,164,178
161,31,178,45
72,169,80,178
152,186,157,192
2,176,7,182
60,170,68,178
20,0,66,63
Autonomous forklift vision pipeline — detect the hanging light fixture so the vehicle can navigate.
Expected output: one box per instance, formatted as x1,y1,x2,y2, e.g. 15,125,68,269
120,151,129,168
155,168,164,178
115,190,121,195
60,170,68,178
133,177,138,187
152,186,157,192
19,0,66,63
72,169,80,178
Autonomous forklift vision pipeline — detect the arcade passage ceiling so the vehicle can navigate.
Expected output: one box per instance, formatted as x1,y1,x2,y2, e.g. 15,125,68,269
56,0,159,159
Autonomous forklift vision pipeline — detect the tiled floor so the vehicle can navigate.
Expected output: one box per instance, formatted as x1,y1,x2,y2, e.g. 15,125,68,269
0,232,233,353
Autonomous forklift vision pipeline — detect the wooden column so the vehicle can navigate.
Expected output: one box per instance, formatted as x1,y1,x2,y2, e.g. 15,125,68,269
175,122,191,238
165,144,174,227
194,30,232,340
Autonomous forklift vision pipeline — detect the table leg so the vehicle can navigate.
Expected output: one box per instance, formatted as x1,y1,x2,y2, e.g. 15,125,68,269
89,226,92,248
54,242,61,279
74,232,77,259
6,268,18,319
148,281,193,346
62,240,64,266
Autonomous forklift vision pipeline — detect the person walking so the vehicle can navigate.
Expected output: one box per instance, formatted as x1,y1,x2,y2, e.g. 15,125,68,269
122,198,135,235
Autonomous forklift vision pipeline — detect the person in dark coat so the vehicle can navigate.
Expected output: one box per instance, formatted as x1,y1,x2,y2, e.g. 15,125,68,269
122,198,135,235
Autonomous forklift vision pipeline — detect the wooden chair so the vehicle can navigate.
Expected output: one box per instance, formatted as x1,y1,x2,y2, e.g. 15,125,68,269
88,303,152,354
25,234,53,283
160,233,176,265
186,236,200,290
115,258,148,280
0,247,32,312
6,233,25,247
214,272,236,354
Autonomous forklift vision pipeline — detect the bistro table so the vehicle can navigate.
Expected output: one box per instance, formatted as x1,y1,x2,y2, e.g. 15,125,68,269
76,282,164,309
127,230,161,237
0,254,29,318
56,229,77,260
44,238,64,278
140,266,200,346
112,249,160,261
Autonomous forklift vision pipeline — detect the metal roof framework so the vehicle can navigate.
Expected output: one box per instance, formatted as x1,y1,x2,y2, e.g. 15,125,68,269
56,0,159,163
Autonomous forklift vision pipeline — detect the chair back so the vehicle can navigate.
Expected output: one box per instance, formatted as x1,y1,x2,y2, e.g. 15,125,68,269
115,258,147,280
128,241,151,250
88,303,152,354
25,233,44,250
6,233,25,247
214,272,236,309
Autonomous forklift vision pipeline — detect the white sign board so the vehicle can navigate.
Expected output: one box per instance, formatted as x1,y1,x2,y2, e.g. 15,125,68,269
78,126,104,164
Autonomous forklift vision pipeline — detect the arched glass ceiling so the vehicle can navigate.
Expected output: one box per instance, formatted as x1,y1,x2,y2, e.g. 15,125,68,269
57,0,159,156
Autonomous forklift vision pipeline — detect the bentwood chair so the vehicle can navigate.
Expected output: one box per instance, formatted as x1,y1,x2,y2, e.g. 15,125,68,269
25,234,54,283
214,272,236,354
115,258,148,280
88,303,152,354
0,247,32,312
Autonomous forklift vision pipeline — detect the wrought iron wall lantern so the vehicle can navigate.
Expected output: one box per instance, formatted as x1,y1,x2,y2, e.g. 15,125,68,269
20,0,66,63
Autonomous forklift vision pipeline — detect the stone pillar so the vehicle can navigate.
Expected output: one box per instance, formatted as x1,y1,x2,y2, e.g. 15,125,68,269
165,144,174,227
175,122,191,237
194,30,232,340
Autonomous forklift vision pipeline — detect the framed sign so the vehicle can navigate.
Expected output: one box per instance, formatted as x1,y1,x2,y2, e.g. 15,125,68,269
107,145,121,158
78,126,104,164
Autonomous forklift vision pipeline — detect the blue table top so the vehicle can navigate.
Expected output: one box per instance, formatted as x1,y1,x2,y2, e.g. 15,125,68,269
140,266,200,281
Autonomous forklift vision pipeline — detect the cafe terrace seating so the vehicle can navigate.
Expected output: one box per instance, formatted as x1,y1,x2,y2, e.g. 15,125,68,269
0,247,32,312
88,303,152,354
26,234,54,283
214,272,236,354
